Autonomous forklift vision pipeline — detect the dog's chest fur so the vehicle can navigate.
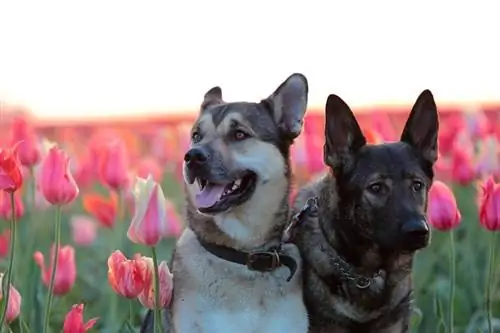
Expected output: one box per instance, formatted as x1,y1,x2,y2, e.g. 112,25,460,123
171,229,308,333
293,175,413,333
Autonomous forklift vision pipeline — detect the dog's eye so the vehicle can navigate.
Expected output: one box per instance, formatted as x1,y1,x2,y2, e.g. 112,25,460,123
412,181,424,192
367,183,383,194
192,131,202,143
233,130,249,141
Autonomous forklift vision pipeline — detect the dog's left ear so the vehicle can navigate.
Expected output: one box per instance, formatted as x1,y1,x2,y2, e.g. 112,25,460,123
400,90,439,164
201,86,224,110
264,73,309,140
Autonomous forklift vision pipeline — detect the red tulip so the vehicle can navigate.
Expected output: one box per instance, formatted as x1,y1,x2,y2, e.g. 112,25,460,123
479,177,500,231
82,191,118,228
0,191,24,220
98,139,130,191
107,250,148,298
138,257,173,309
0,273,21,324
0,144,23,193
63,304,98,333
38,146,79,205
428,180,462,231
9,116,41,167
34,245,77,295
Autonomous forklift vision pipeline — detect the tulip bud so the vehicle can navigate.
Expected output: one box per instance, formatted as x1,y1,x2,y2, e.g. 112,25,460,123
428,181,462,231
479,177,500,231
127,175,167,247
34,245,77,295
63,304,98,333
38,146,79,205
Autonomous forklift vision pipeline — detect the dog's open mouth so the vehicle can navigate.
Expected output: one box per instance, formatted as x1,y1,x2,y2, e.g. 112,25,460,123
194,171,257,213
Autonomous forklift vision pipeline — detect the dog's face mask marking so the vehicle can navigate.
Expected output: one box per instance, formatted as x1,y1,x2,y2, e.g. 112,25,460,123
324,90,439,251
183,74,308,216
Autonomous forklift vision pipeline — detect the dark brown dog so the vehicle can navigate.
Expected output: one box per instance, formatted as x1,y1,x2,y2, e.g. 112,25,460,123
293,90,439,333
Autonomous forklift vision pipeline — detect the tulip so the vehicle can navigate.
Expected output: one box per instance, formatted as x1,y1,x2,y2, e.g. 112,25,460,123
0,229,10,258
137,156,163,183
475,137,499,180
0,273,21,324
478,177,500,333
63,304,98,333
107,250,149,298
34,245,77,296
0,144,23,193
138,257,173,309
82,191,118,229
98,139,130,191
164,200,183,238
0,191,24,220
127,175,167,247
428,181,462,231
479,177,500,231
38,146,79,205
9,116,41,167
0,145,22,327
70,215,98,246
428,180,461,333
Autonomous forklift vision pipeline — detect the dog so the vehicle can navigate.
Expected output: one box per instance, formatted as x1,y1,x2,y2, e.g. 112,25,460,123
292,90,439,333
140,73,310,333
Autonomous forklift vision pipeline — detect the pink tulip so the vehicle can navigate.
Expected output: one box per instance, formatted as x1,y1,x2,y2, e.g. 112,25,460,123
138,258,173,309
38,146,79,205
98,139,130,191
70,215,97,246
34,245,77,295
127,175,167,247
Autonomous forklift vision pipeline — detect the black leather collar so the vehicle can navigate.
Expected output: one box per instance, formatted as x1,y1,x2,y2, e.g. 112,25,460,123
197,239,297,282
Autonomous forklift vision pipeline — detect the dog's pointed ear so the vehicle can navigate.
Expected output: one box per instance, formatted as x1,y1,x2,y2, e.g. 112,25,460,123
264,73,309,140
201,86,224,110
324,94,366,172
400,90,439,164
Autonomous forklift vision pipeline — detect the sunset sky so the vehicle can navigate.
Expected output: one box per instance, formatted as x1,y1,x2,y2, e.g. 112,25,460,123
0,0,498,119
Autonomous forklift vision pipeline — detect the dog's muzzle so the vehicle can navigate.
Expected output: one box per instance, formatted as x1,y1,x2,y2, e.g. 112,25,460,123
400,218,430,250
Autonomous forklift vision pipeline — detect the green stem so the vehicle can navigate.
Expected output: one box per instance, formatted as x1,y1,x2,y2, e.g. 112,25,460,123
0,192,17,327
108,190,123,330
486,232,497,333
41,205,62,333
151,247,163,333
448,231,455,333
129,300,134,325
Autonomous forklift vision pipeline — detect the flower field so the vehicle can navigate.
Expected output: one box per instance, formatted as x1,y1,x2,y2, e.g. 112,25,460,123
0,104,499,333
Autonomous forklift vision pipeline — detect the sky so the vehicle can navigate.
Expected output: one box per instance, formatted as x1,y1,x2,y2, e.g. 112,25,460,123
0,0,499,120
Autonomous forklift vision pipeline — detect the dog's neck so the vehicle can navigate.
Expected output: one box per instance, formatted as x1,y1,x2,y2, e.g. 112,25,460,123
186,192,290,252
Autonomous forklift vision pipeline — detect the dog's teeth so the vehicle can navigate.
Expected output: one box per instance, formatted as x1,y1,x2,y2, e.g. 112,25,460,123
235,179,242,186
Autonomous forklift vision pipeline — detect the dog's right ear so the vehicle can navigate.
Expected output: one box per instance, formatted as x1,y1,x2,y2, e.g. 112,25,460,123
201,86,224,110
324,94,366,172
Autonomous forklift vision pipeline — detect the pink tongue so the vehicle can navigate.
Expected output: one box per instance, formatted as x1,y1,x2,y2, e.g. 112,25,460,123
195,185,226,208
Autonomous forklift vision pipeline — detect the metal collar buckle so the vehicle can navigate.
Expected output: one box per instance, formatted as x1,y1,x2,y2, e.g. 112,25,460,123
246,250,281,271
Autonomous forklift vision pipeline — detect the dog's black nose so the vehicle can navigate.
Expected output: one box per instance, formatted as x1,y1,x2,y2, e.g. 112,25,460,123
184,148,208,166
401,218,429,237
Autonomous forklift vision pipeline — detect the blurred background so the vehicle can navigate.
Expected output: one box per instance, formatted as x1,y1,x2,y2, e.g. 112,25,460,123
1,1,500,332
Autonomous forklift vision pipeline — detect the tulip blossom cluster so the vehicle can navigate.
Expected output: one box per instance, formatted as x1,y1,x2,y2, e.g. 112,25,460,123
107,250,173,309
